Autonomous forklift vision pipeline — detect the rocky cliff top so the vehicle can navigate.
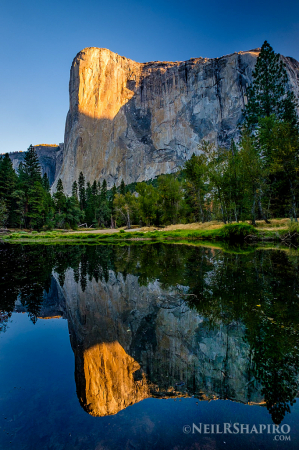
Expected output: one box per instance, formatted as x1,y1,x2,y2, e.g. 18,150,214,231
49,46,299,194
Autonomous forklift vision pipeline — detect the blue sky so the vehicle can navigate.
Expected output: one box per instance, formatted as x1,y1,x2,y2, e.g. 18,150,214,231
1,0,299,153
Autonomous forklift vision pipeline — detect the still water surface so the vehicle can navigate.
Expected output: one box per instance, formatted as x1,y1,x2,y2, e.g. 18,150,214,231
0,243,299,449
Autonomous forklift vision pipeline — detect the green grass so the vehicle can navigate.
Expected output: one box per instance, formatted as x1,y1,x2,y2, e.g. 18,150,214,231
2,222,271,244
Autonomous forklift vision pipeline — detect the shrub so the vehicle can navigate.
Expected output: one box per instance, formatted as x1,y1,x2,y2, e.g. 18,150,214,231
219,223,256,241
282,221,299,242
119,229,125,233
287,221,299,234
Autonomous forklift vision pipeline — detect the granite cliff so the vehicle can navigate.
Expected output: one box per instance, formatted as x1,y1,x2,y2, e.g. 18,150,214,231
53,268,262,417
53,47,299,194
8,144,64,186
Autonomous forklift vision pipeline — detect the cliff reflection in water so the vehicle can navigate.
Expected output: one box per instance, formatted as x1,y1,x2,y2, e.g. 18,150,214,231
1,243,299,424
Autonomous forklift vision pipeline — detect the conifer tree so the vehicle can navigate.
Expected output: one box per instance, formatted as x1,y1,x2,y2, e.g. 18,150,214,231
91,180,98,197
15,145,45,228
100,179,107,202
23,145,42,186
54,179,65,209
243,41,298,131
27,182,48,229
98,179,110,226
72,180,78,199
56,178,64,193
120,179,126,196
53,178,67,227
42,173,50,192
0,154,17,226
0,154,17,199
110,184,117,228
78,172,86,210
85,182,93,225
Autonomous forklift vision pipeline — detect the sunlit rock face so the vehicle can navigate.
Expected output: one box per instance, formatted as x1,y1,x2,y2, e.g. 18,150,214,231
54,269,262,416
54,47,299,194
76,342,149,416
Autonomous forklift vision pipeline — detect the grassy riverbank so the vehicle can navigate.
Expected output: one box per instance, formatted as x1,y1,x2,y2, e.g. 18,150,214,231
2,219,298,245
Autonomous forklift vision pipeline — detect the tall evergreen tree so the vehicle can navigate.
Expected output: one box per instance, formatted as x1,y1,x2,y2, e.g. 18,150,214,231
100,179,107,202
243,41,298,131
54,179,65,211
72,180,78,199
91,180,98,197
98,179,110,226
42,173,50,192
0,153,17,226
85,182,94,225
120,179,126,196
0,154,17,199
23,145,42,186
15,145,45,228
110,183,117,228
78,172,86,210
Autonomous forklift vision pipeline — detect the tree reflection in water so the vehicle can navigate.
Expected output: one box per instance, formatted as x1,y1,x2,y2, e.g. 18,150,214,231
1,242,299,423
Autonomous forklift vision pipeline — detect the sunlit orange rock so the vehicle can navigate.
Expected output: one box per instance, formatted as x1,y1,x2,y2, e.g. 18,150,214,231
53,47,299,194
77,341,149,416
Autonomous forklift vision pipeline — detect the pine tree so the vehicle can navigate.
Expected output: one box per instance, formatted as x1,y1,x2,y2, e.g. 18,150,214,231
42,173,50,192
98,179,110,226
243,41,298,131
100,179,107,202
86,182,92,202
120,179,126,196
53,178,66,226
91,180,98,197
65,196,83,228
23,145,42,186
0,153,17,226
72,180,78,199
110,183,117,228
78,172,86,210
17,162,25,184
56,178,64,193
111,184,117,202
0,154,17,198
27,182,48,229
85,182,93,225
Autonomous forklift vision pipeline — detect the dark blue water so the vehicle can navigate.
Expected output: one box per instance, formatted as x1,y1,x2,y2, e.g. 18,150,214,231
1,243,299,449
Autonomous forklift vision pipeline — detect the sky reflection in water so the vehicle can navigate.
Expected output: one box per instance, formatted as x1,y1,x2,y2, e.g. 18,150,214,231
0,243,299,449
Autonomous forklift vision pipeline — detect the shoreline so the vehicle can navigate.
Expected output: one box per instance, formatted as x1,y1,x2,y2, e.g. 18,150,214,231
2,222,297,248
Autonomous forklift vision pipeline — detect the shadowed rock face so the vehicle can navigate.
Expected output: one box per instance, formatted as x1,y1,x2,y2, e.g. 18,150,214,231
53,269,262,417
54,47,299,193
8,144,64,186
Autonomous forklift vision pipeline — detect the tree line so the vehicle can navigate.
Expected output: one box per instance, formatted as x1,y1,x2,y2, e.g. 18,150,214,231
0,41,298,230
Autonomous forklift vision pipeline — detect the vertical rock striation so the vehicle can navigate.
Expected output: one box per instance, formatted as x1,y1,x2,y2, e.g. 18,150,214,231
54,47,299,194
